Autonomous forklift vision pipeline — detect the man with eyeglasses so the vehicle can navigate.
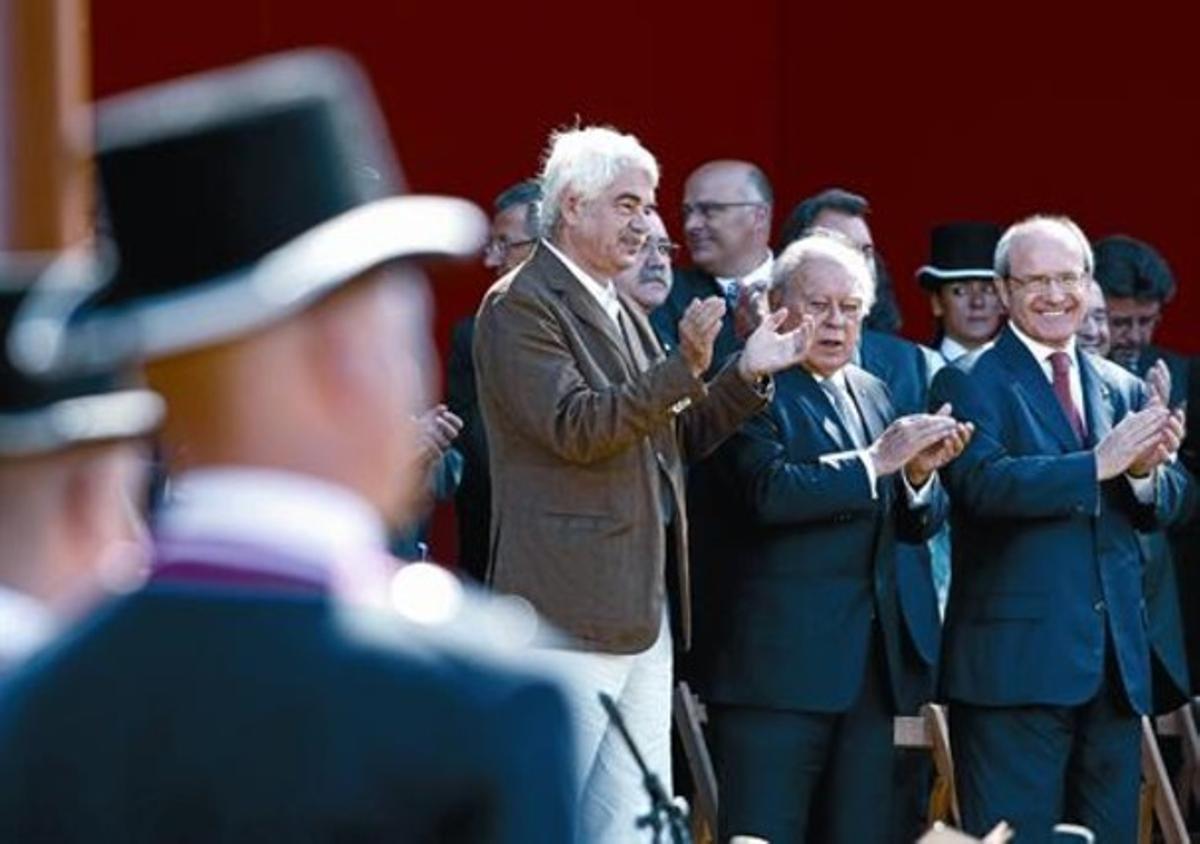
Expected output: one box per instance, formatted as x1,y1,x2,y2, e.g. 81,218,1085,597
613,211,677,319
447,179,543,581
651,160,774,373
916,222,1007,364
931,215,1191,841
702,232,969,843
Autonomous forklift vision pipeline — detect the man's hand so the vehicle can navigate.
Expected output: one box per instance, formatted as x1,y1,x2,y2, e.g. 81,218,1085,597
1095,403,1170,480
868,407,962,479
1128,406,1185,477
1145,358,1172,407
678,296,726,378
414,404,463,469
737,309,815,383
904,404,975,487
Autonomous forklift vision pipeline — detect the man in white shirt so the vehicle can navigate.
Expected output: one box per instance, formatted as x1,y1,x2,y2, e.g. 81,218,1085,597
474,126,813,843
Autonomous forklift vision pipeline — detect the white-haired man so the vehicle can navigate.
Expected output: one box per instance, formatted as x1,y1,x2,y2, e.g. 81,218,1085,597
474,125,813,842
702,233,972,843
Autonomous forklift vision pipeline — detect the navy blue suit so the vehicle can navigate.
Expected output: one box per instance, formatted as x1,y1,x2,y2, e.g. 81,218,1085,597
0,557,575,842
704,364,947,843
930,327,1192,841
858,329,944,672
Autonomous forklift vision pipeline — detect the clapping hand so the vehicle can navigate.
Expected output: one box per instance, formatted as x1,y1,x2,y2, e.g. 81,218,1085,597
736,309,815,383
904,404,975,486
678,296,727,377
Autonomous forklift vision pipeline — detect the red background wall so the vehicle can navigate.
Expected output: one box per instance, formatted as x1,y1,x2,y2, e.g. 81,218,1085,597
92,1,1200,561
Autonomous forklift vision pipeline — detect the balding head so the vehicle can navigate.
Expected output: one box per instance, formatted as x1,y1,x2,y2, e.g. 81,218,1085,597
682,160,773,277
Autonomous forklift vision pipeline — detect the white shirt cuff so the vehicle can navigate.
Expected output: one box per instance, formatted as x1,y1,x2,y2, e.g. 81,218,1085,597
856,450,879,500
1126,469,1157,503
902,469,937,506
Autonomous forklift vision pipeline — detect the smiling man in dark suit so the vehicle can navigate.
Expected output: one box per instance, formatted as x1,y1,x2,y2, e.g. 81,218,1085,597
704,232,972,843
931,215,1191,842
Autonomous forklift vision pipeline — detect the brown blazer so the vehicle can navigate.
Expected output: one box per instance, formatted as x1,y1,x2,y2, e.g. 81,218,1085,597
473,244,768,654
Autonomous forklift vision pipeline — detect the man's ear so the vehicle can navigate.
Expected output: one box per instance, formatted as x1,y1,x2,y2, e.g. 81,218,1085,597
559,189,586,227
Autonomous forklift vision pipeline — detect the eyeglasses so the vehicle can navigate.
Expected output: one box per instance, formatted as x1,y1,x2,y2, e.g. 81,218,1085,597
641,238,681,258
1004,271,1088,294
484,237,536,259
802,299,864,320
1107,314,1161,332
681,201,764,221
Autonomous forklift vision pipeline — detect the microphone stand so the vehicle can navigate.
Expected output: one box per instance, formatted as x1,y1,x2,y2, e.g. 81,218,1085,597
598,692,692,844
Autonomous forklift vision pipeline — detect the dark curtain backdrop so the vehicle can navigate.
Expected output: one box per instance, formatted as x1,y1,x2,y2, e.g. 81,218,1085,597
93,1,1199,562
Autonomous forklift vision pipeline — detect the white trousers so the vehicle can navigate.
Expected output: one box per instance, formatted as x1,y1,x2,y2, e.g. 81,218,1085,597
537,610,673,844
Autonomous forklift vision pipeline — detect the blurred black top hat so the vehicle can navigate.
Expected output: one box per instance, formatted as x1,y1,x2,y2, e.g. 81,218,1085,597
1,254,162,457
9,49,486,376
916,222,1002,291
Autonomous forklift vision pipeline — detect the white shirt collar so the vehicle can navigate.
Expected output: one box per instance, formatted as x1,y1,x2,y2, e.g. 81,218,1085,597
939,335,997,362
808,365,850,391
1008,322,1078,371
0,583,54,668
543,239,621,323
156,468,388,574
716,252,774,294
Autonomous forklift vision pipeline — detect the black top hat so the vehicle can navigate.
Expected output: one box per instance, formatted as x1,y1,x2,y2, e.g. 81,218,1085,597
916,222,1002,291
9,49,487,376
1,256,162,457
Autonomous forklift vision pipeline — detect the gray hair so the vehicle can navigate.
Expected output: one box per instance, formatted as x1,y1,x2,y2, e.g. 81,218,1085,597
538,125,659,236
994,215,1094,279
771,230,876,313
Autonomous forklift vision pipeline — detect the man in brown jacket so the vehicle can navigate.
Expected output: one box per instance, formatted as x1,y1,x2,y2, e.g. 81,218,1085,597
474,125,812,843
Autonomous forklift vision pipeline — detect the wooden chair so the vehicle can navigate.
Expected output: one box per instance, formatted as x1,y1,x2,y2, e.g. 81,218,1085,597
674,681,962,842
1155,698,1199,821
673,681,718,844
894,703,961,828
1139,714,1189,844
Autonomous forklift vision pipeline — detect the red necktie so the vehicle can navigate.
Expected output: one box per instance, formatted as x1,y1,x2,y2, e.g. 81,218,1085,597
1049,351,1086,443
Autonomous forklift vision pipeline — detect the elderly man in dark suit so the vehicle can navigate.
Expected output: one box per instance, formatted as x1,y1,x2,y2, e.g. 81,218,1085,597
703,232,970,843
931,215,1191,842
474,126,813,843
0,51,576,843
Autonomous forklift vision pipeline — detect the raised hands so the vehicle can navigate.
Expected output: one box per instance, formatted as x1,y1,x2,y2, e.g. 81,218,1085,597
414,404,463,469
737,309,816,383
868,403,974,486
678,296,727,377
1095,359,1186,480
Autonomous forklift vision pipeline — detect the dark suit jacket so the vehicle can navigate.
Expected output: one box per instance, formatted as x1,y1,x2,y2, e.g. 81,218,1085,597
650,266,742,376
857,329,944,674
474,244,768,653
446,316,491,582
930,327,1192,713
0,567,575,842
704,365,947,714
